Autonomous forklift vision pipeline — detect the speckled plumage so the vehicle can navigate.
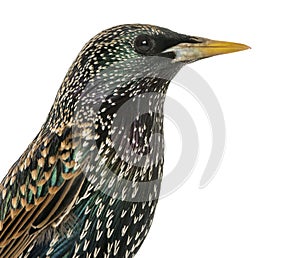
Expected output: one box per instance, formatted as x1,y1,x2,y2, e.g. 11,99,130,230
0,24,249,257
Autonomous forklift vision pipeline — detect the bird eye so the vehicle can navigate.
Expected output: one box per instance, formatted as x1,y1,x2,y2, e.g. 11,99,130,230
134,35,154,54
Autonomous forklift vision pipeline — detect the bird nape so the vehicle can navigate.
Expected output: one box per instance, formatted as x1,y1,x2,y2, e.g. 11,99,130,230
0,24,249,258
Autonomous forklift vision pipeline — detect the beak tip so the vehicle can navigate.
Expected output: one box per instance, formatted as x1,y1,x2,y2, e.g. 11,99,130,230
207,40,251,56
242,44,251,50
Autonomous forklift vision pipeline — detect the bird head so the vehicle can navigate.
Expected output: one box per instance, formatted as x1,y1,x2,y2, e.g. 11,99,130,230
54,24,250,112
76,24,250,89
92,24,250,64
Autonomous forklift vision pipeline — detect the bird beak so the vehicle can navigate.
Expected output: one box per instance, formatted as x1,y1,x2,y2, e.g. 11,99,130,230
163,38,250,63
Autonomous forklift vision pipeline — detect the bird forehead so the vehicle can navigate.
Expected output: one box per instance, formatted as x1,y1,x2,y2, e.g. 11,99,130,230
111,24,164,35
98,24,168,43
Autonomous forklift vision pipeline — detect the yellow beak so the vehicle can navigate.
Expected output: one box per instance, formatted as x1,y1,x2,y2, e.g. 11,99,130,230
164,39,250,63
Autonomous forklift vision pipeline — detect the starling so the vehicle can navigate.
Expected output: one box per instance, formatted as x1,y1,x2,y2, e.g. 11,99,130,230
0,24,249,257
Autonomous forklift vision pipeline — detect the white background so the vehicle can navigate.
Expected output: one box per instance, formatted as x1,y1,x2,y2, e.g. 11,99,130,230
0,1,300,257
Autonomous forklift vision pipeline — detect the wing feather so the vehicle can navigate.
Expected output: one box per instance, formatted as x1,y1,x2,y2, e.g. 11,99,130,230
0,125,86,256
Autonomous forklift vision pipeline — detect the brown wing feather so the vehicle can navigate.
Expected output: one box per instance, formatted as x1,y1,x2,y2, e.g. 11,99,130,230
0,125,86,256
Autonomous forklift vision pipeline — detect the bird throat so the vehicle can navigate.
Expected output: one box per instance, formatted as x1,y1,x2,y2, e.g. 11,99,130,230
44,57,182,202
64,75,173,203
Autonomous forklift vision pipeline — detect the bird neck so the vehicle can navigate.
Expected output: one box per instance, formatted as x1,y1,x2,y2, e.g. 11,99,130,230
43,73,172,188
64,78,170,202
42,56,182,194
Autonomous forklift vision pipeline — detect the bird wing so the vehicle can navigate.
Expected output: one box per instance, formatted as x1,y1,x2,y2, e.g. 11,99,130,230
0,125,86,257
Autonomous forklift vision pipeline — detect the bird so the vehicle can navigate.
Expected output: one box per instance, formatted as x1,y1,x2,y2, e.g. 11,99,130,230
0,24,249,258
